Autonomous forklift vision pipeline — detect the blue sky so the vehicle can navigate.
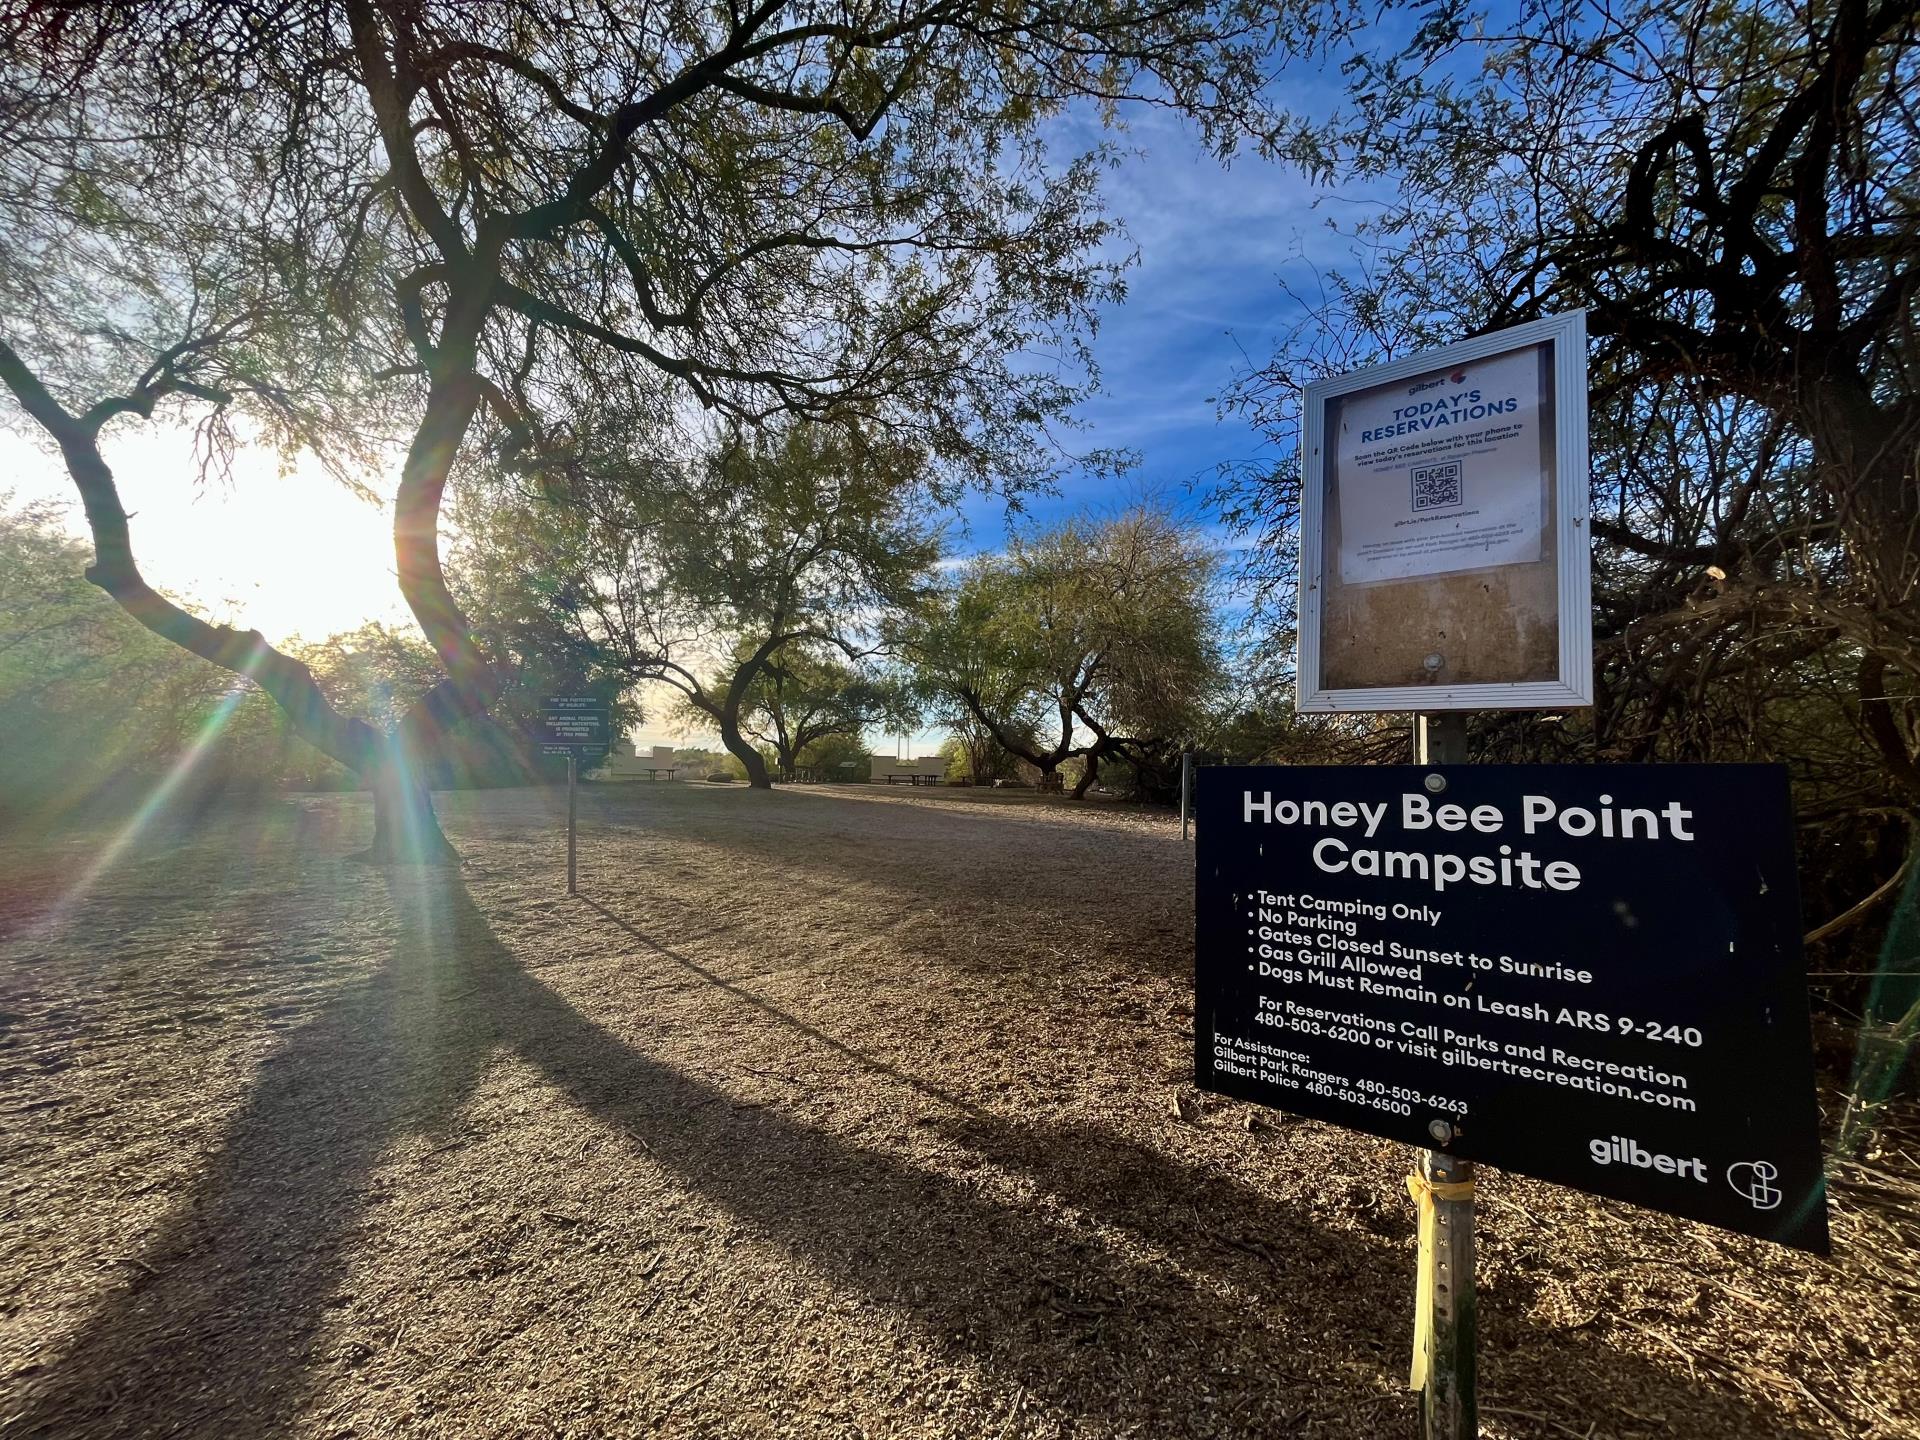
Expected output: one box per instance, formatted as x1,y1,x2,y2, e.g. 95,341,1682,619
953,101,1351,550
864,98,1369,755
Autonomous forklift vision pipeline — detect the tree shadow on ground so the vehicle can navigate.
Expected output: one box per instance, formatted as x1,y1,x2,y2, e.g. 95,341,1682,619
576,899,1833,1440
5,872,1822,1439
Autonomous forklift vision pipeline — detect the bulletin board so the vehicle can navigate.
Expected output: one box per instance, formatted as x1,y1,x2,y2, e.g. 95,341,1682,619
1296,312,1593,712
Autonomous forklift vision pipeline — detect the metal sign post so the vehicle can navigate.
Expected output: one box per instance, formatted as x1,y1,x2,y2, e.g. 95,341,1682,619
1411,1145,1476,1439
537,695,609,899
1412,713,1475,1440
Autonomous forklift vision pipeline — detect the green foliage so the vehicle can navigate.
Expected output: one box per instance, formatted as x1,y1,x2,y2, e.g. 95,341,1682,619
939,731,1024,785
1,0,1348,543
736,642,910,779
0,498,243,814
906,503,1224,789
799,732,872,783
458,417,942,785
0,496,554,816
290,623,445,735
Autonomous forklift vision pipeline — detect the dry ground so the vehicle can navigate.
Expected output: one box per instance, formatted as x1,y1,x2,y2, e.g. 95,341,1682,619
0,782,1915,1440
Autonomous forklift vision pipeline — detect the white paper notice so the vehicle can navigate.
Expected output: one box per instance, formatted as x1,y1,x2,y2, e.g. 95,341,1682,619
1334,345,1547,584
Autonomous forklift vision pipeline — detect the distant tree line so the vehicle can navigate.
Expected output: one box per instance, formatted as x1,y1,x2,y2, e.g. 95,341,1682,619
0,477,1228,815
0,495,631,823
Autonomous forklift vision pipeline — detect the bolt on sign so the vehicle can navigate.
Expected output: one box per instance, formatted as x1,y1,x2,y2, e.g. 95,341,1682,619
1194,763,1829,1252
538,695,611,764
1297,312,1593,712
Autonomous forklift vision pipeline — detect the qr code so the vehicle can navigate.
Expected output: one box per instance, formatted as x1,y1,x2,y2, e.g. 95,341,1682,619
1411,461,1464,511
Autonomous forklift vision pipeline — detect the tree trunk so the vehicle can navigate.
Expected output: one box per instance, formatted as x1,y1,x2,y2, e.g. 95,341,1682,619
718,707,774,789
1,324,498,872
967,738,993,786
1859,654,1920,803
1071,750,1100,799
354,751,460,865
956,686,1075,781
0,339,459,866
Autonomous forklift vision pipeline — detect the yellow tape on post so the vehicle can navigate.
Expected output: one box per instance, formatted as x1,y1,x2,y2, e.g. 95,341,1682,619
1406,1171,1476,1391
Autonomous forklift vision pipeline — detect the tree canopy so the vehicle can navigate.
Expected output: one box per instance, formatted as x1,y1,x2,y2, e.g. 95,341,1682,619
1,0,1339,855
731,643,908,782
906,504,1222,796
460,419,940,786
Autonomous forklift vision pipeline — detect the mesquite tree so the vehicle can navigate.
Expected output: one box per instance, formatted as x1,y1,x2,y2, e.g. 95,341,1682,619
907,505,1223,795
732,645,907,782
461,421,939,788
1,0,1334,858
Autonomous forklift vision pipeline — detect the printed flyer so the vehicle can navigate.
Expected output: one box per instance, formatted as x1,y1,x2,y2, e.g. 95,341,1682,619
1333,344,1548,585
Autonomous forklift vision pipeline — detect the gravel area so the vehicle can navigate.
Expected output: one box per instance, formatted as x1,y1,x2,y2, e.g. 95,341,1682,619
0,782,1914,1439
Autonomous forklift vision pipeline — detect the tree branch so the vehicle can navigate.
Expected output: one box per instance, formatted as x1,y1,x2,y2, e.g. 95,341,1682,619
0,336,377,772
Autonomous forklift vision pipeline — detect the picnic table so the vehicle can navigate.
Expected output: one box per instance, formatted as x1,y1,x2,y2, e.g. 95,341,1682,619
885,772,945,786
641,767,677,780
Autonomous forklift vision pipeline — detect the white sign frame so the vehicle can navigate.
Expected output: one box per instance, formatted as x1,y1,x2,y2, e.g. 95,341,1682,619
1297,311,1592,713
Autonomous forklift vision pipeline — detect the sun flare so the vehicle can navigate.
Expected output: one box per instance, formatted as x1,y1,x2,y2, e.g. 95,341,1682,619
5,426,411,646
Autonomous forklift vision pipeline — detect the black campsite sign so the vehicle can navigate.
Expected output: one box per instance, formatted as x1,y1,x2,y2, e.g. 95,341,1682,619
1194,763,1829,1253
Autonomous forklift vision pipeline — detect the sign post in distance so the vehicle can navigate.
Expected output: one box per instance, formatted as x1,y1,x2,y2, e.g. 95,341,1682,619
536,696,611,897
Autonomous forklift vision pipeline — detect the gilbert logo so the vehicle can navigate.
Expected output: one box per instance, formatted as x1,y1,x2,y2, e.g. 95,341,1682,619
1727,1160,1783,1211
1588,1135,1707,1182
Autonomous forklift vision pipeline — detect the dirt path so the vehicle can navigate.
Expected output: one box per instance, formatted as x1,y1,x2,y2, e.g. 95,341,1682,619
0,783,1914,1439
